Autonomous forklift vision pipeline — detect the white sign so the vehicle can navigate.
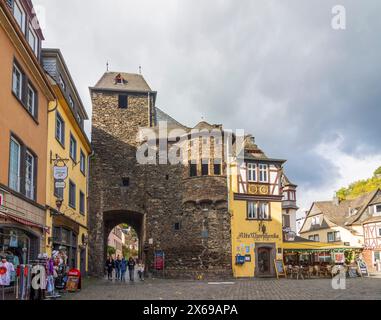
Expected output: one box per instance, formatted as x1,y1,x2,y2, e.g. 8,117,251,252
55,181,66,189
54,166,68,180
0,192,3,206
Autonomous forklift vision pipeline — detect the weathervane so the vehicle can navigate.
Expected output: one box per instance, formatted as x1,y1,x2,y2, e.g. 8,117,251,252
139,65,142,74
106,61,109,71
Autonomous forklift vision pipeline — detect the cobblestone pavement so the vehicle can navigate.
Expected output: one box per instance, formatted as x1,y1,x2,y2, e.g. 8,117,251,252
63,275,381,300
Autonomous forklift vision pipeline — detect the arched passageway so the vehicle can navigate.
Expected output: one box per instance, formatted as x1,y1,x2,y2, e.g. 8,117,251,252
89,210,145,276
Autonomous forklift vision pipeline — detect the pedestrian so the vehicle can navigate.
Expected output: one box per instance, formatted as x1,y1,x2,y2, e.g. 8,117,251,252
120,257,127,282
137,259,145,281
128,257,136,282
115,255,121,280
105,257,114,281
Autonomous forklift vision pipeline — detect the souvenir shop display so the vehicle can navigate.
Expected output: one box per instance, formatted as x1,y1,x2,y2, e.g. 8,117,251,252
0,255,15,300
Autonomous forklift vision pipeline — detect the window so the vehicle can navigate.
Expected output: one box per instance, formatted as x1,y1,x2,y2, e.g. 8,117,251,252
70,134,77,162
375,205,381,216
248,163,257,182
312,216,321,226
80,151,86,175
379,228,381,237
327,232,334,242
247,202,257,220
25,151,35,200
118,95,128,109
59,75,66,91
27,84,36,116
174,222,181,231
79,191,85,215
68,95,74,109
189,163,197,177
69,181,76,209
214,163,221,176
309,234,320,242
247,201,270,220
334,231,341,241
9,138,21,192
27,25,38,55
201,162,209,176
258,202,269,220
259,164,268,183
283,214,291,228
122,177,130,187
9,137,37,200
13,0,26,34
12,63,23,100
55,112,65,146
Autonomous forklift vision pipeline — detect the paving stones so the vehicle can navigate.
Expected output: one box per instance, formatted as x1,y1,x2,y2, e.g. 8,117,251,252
64,277,381,300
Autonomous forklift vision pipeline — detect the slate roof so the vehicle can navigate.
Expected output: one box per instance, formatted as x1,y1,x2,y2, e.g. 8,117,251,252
92,72,153,93
304,190,380,230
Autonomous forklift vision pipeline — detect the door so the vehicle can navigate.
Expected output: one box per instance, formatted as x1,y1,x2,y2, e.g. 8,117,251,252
257,247,271,276
80,249,86,276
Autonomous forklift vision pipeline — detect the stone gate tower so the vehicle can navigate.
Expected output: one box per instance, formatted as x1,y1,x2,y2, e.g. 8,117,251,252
89,72,232,278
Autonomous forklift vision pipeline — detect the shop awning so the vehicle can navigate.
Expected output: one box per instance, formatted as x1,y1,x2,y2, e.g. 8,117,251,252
282,241,362,253
0,211,47,233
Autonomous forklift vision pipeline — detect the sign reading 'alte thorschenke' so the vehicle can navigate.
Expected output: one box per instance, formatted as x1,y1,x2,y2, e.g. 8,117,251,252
237,232,280,240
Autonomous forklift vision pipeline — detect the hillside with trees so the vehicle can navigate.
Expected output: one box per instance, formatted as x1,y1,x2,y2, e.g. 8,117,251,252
336,166,381,200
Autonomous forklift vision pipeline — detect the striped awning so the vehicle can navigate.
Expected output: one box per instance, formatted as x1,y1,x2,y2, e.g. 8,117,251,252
0,210,48,233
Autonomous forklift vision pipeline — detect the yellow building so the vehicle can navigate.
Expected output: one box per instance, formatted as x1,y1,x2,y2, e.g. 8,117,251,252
42,49,91,274
230,136,287,278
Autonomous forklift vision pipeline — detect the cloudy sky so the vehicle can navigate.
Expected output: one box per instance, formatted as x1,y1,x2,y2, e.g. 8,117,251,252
33,0,381,214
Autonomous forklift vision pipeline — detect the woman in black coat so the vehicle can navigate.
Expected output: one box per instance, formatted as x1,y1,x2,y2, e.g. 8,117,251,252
105,257,115,280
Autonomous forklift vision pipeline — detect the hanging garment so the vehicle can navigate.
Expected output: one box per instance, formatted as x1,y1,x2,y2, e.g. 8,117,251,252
0,261,15,286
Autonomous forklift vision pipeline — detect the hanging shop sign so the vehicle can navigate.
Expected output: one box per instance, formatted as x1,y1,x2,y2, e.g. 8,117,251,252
0,192,3,206
53,166,68,180
237,232,280,240
55,181,66,189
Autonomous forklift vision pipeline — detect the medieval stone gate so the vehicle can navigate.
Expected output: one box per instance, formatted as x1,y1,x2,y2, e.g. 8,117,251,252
88,72,232,278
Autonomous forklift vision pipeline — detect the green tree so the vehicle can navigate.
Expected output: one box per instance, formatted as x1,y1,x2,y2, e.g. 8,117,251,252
107,246,116,257
336,166,381,200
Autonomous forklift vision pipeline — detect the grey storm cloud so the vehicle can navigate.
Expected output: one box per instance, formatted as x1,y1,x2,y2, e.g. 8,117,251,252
34,0,381,196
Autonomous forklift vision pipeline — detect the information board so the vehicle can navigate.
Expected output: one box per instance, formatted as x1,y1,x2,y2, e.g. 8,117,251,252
357,260,369,277
274,259,287,279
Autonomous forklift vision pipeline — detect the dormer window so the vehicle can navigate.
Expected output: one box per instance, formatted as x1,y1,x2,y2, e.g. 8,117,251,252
375,204,381,216
311,216,320,226
115,73,126,85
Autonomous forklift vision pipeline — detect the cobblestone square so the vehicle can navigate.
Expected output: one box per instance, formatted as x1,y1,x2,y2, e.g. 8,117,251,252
63,275,381,300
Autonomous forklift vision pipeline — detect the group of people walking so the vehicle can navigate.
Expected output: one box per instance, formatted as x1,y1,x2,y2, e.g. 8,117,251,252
105,255,145,282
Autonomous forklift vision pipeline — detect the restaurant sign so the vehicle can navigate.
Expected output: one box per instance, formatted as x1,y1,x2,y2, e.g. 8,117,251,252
53,166,68,180
237,232,280,240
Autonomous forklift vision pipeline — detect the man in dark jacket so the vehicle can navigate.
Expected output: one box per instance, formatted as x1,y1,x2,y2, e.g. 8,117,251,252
105,257,114,280
127,257,136,282
115,255,121,280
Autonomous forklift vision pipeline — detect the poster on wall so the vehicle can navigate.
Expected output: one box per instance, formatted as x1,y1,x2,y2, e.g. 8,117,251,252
334,253,345,264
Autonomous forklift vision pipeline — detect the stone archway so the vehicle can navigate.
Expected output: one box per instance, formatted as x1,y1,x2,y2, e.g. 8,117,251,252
89,210,145,277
